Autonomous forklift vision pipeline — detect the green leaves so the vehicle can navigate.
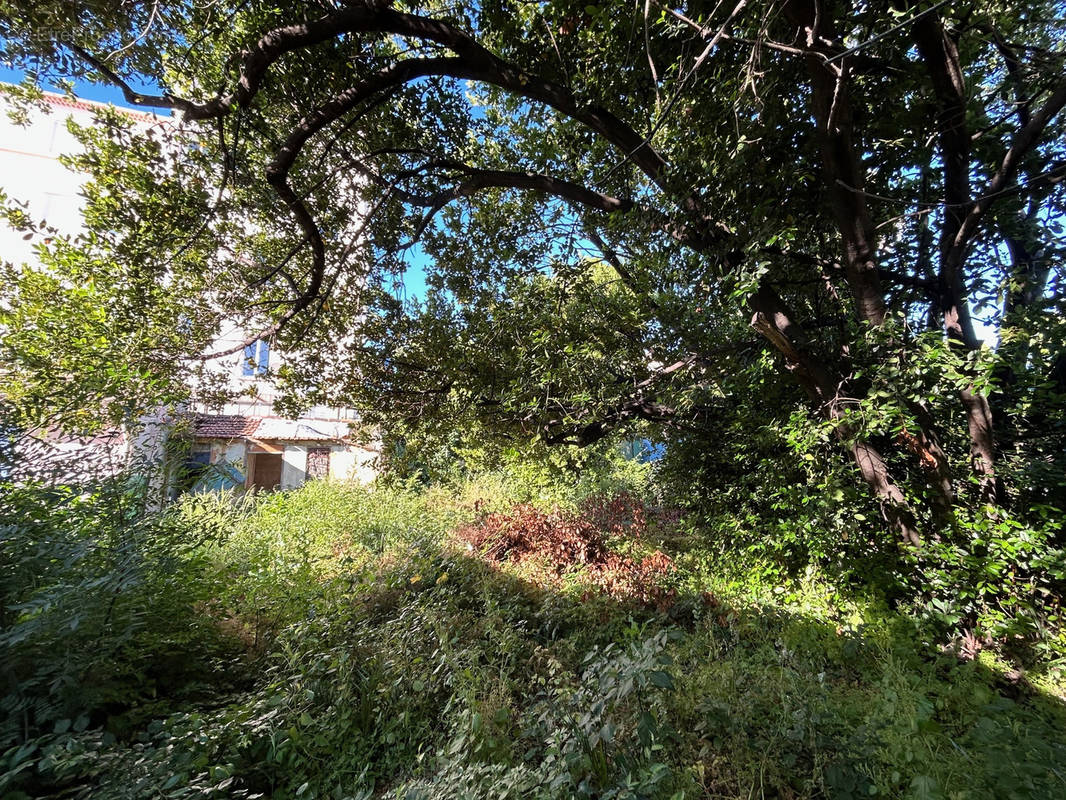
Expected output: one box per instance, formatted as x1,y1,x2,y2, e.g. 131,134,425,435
0,3,1063,713
648,670,674,690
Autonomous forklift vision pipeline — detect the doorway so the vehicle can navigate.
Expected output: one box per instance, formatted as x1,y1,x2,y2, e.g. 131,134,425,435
249,452,283,491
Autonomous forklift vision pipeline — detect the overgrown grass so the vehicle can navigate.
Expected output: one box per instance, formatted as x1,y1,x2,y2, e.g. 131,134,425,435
3,478,1065,799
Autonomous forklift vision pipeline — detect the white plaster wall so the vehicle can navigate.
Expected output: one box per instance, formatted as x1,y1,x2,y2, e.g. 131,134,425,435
126,410,173,509
2,88,377,489
1,102,89,266
280,443,308,490
0,90,160,266
127,410,170,473
330,445,378,484
329,447,355,482
194,321,361,422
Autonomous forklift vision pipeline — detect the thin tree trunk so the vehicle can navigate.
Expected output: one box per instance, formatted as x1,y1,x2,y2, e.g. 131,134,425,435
960,386,1000,504
902,399,956,520
912,11,1003,504
798,9,887,328
749,285,922,546
849,439,922,547
784,0,955,514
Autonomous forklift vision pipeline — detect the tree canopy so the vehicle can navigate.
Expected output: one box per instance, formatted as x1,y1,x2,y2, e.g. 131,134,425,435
2,0,1065,543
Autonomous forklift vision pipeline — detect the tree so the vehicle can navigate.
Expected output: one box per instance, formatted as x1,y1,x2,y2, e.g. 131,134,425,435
2,0,1064,543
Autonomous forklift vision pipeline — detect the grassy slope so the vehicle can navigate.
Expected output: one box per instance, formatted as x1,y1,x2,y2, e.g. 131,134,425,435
6,479,1066,799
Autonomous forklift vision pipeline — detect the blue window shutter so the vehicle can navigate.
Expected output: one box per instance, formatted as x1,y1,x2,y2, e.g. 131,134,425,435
242,343,257,376
257,340,270,374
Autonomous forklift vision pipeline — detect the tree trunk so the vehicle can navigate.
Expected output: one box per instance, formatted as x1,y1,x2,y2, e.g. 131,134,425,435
902,399,956,520
748,285,922,546
912,10,1005,504
784,0,956,514
795,3,887,329
960,386,1000,504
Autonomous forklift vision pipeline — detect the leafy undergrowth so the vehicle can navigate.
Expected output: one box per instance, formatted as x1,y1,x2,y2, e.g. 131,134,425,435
3,480,1066,799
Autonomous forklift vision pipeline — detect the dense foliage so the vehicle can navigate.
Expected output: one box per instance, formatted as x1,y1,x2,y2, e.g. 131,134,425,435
2,475,1066,799
1,0,1064,543
1,2,1066,796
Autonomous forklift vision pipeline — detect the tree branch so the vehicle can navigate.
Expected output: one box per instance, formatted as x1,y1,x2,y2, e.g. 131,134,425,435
66,43,193,113
953,78,1066,250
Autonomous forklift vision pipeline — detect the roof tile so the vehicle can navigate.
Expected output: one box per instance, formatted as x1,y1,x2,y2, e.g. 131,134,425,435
193,415,261,439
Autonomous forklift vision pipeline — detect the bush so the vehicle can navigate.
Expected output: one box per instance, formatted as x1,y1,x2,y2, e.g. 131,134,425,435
903,504,1066,647
397,632,679,800
0,475,245,798
454,493,678,607
3,476,1065,800
658,392,1066,649
176,480,456,648
0,480,235,750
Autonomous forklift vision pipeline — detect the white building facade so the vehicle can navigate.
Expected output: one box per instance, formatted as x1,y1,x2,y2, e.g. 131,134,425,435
2,87,377,494
182,322,376,493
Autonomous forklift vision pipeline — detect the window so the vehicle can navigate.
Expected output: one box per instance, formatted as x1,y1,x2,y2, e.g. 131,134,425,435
306,447,331,480
241,339,270,376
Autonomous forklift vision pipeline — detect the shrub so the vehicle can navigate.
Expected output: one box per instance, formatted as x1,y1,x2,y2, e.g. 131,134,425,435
454,494,678,606
396,632,680,800
0,477,242,796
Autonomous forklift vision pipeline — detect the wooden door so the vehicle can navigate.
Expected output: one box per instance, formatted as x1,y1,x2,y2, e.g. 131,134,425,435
251,453,283,491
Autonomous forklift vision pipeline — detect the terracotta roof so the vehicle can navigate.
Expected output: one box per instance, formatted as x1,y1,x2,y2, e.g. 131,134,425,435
31,88,162,121
192,415,351,442
193,415,261,439
0,86,164,122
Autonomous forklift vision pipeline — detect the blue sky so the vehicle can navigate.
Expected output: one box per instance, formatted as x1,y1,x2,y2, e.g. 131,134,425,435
0,65,158,107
